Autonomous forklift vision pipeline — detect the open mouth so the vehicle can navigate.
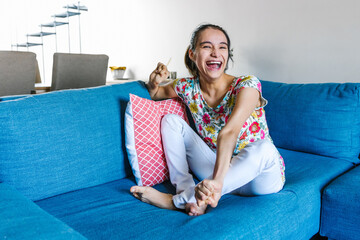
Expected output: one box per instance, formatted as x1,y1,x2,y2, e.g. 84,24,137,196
206,61,222,70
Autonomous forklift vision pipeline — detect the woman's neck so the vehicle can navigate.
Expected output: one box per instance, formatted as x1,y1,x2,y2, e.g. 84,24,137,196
198,74,234,108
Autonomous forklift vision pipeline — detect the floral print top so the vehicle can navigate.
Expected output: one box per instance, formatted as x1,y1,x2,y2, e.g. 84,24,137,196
173,75,285,182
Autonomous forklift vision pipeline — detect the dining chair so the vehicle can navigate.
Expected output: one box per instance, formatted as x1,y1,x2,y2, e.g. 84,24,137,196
0,51,39,96
51,53,109,91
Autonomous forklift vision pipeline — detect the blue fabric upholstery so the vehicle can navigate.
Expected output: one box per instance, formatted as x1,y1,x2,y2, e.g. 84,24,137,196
36,149,353,240
261,80,360,163
0,183,85,240
1,80,359,239
0,82,150,201
0,95,27,102
320,165,360,240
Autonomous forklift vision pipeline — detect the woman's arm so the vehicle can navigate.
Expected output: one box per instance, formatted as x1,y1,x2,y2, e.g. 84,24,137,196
146,62,177,100
195,87,260,207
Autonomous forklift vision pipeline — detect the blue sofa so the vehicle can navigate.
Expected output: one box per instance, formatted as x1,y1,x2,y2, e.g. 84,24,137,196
0,80,359,240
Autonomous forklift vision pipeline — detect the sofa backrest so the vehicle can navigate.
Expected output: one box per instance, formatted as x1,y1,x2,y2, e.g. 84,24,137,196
261,80,360,163
0,81,150,201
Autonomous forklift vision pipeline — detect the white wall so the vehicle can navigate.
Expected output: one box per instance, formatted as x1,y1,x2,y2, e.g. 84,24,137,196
1,0,359,84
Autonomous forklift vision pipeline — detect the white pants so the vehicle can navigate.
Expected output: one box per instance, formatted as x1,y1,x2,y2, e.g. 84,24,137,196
161,114,285,209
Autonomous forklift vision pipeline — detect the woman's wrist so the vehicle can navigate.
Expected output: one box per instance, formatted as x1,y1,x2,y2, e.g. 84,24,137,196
146,81,159,98
146,81,157,91
212,175,225,185
212,161,228,184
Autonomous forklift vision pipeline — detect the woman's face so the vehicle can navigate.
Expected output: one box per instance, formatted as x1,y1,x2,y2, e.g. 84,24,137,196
189,28,229,81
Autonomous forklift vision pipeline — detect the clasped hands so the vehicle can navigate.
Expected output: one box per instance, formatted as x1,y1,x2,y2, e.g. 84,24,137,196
195,179,223,208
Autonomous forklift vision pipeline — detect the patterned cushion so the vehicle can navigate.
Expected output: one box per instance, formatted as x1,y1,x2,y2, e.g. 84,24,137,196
125,94,189,186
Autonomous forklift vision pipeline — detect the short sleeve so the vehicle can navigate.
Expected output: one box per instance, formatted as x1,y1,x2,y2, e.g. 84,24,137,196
236,75,268,108
173,78,194,103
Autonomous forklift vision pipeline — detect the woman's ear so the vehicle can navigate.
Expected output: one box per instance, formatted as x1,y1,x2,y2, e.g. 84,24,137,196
189,48,195,62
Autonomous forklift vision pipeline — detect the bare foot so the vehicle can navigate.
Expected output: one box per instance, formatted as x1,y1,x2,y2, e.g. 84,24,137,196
130,186,177,210
185,202,207,216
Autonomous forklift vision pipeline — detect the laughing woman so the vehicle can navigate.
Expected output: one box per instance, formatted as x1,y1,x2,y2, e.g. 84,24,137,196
130,23,285,216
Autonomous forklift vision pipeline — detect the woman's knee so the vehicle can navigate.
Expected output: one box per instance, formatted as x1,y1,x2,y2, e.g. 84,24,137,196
162,114,184,125
236,140,278,171
161,114,183,129
248,140,277,158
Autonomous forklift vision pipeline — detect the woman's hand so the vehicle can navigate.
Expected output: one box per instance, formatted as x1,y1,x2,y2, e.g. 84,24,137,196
195,179,223,208
146,62,177,100
148,62,170,94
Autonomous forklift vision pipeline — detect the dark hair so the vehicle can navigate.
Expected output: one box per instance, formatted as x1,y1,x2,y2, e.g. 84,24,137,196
184,23,233,78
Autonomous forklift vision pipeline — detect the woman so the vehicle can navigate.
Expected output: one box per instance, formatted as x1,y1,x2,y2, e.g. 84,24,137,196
130,24,285,216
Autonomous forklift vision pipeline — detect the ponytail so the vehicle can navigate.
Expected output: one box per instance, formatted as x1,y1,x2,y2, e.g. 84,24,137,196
184,45,198,78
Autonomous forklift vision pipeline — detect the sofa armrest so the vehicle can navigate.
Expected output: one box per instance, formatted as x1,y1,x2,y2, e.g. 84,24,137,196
320,166,360,239
0,183,86,240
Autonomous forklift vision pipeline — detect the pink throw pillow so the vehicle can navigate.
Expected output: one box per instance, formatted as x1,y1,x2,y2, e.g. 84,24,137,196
125,94,189,186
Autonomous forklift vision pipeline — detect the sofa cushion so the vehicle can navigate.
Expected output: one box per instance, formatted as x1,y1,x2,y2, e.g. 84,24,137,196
125,94,189,186
36,149,353,240
261,80,360,163
320,166,360,240
0,81,150,201
0,183,85,240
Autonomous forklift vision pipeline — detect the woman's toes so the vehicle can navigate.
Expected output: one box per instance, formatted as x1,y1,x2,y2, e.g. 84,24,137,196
130,186,176,210
185,203,207,216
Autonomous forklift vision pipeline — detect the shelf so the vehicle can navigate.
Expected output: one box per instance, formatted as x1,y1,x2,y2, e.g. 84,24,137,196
40,21,69,27
12,43,43,48
52,11,81,18
11,2,89,84
64,4,88,11
27,32,56,37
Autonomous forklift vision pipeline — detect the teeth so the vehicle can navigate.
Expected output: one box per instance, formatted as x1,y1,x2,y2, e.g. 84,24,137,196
208,61,221,64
